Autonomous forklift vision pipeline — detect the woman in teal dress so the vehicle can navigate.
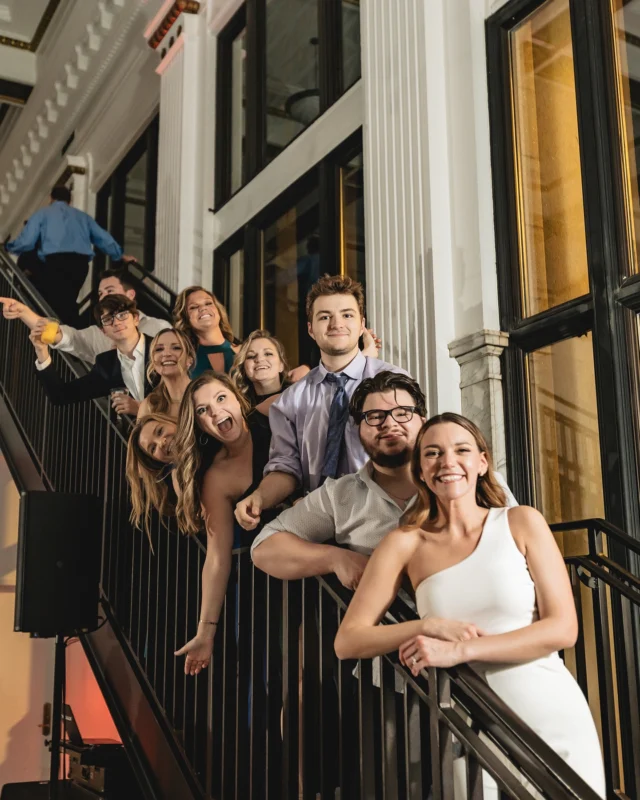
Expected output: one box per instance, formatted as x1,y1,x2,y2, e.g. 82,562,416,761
173,286,239,377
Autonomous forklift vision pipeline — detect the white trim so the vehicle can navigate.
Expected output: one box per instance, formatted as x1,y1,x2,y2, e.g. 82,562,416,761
212,79,363,247
208,0,244,33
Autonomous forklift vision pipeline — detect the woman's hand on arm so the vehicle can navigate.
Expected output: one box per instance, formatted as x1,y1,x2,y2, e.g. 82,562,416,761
439,507,577,668
175,470,235,675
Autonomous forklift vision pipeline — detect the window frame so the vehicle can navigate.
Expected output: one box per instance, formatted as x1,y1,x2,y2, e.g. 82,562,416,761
94,116,159,280
487,0,640,542
213,0,360,210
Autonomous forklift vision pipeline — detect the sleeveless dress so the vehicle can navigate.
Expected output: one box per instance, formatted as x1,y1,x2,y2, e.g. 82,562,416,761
415,507,605,799
191,340,235,378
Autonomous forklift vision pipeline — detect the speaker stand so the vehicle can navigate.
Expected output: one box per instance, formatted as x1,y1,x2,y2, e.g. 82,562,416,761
49,634,65,800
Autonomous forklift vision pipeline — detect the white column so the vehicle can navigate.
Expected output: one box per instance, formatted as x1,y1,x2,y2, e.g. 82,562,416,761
148,4,205,292
361,0,460,414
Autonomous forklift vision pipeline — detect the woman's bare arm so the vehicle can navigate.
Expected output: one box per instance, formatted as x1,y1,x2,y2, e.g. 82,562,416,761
400,506,578,674
174,465,235,674
334,529,429,659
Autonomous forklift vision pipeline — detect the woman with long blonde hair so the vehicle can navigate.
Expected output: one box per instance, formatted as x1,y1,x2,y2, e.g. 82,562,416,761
137,328,195,419
126,412,178,539
173,371,276,676
173,286,239,378
334,412,605,797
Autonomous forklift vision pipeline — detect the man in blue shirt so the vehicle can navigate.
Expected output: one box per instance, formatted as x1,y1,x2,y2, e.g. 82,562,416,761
5,184,132,325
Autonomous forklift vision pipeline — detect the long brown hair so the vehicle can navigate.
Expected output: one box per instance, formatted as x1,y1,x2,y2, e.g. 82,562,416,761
126,413,177,542
174,371,251,536
144,328,195,415
402,412,506,529
230,329,290,405
173,286,235,344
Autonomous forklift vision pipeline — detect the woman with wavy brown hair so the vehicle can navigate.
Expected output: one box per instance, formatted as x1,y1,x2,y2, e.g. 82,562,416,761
173,286,239,378
172,371,276,676
126,412,178,541
335,412,604,797
137,328,195,419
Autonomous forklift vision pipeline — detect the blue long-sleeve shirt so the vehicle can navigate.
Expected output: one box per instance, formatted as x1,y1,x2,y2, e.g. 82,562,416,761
6,201,123,261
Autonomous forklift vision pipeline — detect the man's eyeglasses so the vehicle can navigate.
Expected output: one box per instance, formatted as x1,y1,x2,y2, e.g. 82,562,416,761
358,406,418,427
100,310,131,327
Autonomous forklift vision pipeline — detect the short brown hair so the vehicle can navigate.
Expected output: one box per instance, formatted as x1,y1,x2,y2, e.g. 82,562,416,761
305,274,365,322
93,294,138,326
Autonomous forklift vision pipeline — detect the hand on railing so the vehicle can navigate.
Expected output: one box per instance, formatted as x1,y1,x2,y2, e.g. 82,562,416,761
398,620,486,676
331,549,369,590
174,630,214,676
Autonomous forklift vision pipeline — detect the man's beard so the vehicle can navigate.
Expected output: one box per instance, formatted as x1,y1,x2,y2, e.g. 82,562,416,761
363,439,412,468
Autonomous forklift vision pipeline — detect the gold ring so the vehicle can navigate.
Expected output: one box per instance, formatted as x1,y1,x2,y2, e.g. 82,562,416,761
411,656,417,667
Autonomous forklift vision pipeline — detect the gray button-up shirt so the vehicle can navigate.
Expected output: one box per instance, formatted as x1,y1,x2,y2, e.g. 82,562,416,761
264,351,408,491
252,461,408,556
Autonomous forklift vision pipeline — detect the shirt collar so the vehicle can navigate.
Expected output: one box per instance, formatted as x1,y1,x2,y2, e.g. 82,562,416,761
356,460,417,509
311,350,367,385
117,333,145,363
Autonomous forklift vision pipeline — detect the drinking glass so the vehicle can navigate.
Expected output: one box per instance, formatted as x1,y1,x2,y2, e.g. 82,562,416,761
110,387,130,422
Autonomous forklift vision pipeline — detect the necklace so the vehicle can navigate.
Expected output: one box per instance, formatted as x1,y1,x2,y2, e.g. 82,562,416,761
372,472,414,507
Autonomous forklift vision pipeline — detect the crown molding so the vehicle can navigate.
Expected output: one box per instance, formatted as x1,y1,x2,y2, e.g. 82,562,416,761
0,0,158,234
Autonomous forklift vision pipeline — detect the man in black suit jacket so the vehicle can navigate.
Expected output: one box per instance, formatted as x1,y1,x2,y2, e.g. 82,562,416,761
31,294,154,415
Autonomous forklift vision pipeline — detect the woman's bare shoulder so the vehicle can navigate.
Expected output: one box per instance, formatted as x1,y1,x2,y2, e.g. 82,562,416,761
376,525,424,560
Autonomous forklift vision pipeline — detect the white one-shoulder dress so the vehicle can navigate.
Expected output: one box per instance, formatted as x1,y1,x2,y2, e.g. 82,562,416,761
415,507,606,799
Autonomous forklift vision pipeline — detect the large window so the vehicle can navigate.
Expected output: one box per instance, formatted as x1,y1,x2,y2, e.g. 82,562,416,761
215,0,362,207
214,132,365,367
95,117,159,274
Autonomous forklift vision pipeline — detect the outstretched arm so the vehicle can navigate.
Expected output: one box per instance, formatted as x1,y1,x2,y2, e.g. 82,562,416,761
0,298,60,338
175,468,235,676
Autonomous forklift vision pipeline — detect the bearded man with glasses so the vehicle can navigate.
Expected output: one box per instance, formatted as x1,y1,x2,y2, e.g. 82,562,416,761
31,294,154,415
252,371,517,588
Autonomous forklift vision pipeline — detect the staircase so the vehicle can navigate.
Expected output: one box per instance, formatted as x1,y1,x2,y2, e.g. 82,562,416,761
0,252,637,799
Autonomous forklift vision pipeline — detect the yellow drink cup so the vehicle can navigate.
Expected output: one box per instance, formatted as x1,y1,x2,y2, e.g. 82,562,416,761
41,319,60,345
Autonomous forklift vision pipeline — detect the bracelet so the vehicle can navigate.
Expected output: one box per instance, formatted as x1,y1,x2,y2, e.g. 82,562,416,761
199,619,218,626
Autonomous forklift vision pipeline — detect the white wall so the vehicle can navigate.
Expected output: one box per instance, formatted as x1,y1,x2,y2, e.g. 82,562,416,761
0,454,54,789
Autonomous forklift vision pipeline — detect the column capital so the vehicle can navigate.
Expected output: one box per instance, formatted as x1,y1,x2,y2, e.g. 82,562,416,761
144,0,200,59
448,329,509,365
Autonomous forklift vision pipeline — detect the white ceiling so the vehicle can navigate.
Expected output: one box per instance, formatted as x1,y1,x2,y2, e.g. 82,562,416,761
0,0,51,44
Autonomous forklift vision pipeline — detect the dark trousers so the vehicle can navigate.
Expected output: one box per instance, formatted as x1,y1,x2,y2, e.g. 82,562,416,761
41,252,90,326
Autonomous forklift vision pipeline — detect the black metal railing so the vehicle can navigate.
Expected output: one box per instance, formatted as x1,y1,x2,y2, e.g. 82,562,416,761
0,252,618,799
551,519,640,800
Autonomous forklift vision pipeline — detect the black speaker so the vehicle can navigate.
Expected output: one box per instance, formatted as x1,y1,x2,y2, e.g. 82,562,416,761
14,491,102,637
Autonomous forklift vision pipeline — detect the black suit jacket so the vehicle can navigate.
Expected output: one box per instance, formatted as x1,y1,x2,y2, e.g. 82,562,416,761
36,333,154,406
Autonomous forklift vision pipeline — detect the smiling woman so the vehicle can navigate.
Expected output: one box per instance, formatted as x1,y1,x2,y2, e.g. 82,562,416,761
126,412,178,540
173,286,239,377
172,371,277,676
137,328,195,419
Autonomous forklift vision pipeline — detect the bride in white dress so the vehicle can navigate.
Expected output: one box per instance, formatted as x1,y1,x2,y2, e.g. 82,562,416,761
334,412,606,798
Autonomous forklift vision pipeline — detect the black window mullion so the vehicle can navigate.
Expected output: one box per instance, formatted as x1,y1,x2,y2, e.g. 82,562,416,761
242,224,262,332
214,30,233,207
144,116,159,271
246,0,266,179
569,0,640,538
318,160,340,276
318,0,342,110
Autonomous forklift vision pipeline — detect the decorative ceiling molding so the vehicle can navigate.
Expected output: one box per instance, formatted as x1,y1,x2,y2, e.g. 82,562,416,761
145,0,200,50
0,0,145,226
0,0,61,52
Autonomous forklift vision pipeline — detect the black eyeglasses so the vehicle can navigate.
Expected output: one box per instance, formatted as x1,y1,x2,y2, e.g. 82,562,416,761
359,406,418,427
100,310,131,327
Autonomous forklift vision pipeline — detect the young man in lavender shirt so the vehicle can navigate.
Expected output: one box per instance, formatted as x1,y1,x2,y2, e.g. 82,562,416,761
235,275,409,531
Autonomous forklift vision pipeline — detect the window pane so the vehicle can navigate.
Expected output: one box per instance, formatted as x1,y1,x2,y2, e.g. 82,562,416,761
263,188,320,367
341,151,365,286
610,0,640,274
231,28,246,194
527,334,604,523
266,0,319,162
124,152,147,265
510,0,589,316
343,0,361,91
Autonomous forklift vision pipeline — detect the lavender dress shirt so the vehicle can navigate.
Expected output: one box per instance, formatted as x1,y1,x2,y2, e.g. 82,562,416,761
264,351,409,491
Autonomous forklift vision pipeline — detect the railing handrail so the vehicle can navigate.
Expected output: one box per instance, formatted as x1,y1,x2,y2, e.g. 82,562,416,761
550,517,640,556
317,573,602,800
126,260,177,303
